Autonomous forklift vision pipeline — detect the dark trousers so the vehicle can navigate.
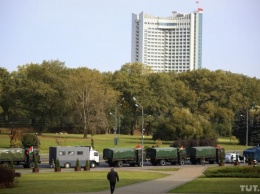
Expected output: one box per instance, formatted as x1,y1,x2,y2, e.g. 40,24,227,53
109,181,116,194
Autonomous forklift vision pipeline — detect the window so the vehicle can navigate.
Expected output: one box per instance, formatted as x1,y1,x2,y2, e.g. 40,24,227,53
59,151,65,156
77,151,83,155
68,151,75,156
94,152,99,156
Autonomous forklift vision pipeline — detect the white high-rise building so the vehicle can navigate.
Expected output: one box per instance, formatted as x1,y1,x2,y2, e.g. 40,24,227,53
131,9,203,72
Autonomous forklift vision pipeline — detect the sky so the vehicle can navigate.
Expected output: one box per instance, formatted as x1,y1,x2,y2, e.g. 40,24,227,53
0,0,260,78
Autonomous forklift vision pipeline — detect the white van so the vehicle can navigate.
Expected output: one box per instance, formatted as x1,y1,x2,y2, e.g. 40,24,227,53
225,153,244,163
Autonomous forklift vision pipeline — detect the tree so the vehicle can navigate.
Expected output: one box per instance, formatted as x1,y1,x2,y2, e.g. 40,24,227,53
66,68,117,138
8,60,69,132
21,133,40,148
9,128,23,148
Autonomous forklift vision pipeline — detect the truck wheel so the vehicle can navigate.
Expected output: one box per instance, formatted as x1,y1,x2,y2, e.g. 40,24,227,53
138,161,143,167
179,159,185,165
117,161,123,167
64,162,71,168
90,162,96,168
2,162,9,167
160,160,166,166
29,162,35,169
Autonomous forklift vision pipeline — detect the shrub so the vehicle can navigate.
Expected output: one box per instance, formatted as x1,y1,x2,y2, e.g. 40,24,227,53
203,166,260,178
76,159,80,167
21,133,40,148
0,165,16,189
85,160,89,168
10,160,14,170
55,159,60,168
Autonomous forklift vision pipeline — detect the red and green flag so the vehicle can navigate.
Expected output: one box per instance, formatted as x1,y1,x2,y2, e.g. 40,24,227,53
27,146,34,154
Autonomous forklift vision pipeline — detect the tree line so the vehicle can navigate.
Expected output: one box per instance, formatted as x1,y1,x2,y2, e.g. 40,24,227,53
0,60,259,145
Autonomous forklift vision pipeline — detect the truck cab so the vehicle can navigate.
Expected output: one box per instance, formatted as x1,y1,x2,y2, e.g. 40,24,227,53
89,149,99,168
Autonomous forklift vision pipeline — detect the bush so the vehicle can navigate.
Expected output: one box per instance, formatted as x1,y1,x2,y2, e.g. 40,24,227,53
0,165,16,189
21,133,40,148
203,166,260,178
55,159,60,168
76,159,80,167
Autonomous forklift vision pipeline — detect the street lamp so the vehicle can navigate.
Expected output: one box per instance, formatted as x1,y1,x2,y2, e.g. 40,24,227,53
246,108,249,147
133,97,144,167
110,109,118,147
240,109,249,147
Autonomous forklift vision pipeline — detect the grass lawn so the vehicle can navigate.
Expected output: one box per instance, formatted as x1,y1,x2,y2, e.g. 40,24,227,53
217,137,248,151
0,132,172,153
169,177,260,194
2,171,168,194
0,133,249,154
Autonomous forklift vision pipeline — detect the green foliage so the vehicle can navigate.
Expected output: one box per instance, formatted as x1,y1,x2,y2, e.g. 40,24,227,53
203,166,260,178
85,160,89,168
76,159,80,167
65,67,117,138
55,158,60,168
0,165,16,188
0,61,260,144
21,133,40,148
10,160,14,170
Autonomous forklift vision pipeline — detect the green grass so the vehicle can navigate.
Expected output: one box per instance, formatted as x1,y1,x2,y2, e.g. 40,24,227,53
203,166,260,178
2,171,168,194
217,137,248,151
0,133,250,154
0,132,171,153
169,177,260,194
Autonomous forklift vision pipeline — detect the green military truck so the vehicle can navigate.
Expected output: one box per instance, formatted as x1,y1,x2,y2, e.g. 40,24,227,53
186,146,225,164
0,147,41,168
146,147,187,166
103,148,144,167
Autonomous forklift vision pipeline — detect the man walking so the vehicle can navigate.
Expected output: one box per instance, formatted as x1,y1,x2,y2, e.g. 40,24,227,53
107,167,119,194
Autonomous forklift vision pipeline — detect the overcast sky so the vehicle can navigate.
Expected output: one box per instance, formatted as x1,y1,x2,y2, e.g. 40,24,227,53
1,0,259,78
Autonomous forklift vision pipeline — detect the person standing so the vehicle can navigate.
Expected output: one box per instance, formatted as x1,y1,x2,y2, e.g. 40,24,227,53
107,167,119,194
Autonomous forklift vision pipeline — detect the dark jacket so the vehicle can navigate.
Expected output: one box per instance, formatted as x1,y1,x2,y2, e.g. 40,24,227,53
107,170,119,183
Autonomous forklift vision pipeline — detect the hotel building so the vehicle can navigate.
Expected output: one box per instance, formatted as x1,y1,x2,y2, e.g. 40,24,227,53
131,9,203,72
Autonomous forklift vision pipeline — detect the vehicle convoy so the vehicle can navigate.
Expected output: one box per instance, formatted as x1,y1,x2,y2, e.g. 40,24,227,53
186,146,225,164
146,147,187,166
49,146,99,168
0,147,41,168
243,146,260,162
103,148,144,167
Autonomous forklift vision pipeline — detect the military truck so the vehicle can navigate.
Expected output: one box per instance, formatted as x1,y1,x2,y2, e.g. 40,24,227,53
243,146,260,162
103,148,144,167
49,146,100,168
146,147,187,166
0,147,41,168
186,146,225,164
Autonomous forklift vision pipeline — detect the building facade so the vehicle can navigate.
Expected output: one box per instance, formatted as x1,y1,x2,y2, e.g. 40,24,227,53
131,9,203,73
